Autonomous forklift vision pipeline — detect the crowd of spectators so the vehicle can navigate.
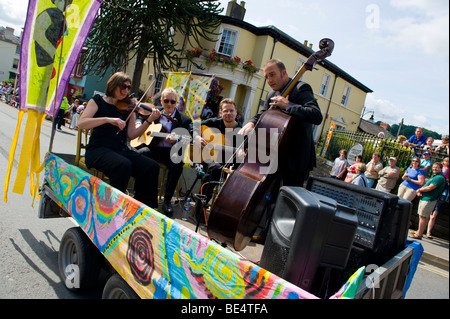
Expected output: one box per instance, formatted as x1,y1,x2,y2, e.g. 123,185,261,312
0,82,19,107
329,127,449,239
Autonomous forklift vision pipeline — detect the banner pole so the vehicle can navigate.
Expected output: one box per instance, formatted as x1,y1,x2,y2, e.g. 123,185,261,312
48,0,69,153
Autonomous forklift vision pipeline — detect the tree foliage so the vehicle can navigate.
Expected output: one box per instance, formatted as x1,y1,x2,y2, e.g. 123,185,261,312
82,0,223,91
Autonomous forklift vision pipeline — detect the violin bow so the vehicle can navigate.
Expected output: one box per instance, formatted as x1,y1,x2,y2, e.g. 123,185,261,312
123,78,156,123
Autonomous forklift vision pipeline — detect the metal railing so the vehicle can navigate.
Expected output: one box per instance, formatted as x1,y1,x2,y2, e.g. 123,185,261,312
321,129,448,177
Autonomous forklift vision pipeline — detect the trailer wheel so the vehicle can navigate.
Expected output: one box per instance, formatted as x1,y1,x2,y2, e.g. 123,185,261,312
102,274,140,299
58,227,102,291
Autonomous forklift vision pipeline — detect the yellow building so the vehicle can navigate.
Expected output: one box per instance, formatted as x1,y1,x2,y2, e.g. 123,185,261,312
138,0,372,141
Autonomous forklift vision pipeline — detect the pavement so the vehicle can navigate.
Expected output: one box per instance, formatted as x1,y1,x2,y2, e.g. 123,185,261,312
409,231,449,271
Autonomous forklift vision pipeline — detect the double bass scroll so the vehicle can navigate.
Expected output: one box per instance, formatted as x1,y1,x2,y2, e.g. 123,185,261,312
280,38,334,98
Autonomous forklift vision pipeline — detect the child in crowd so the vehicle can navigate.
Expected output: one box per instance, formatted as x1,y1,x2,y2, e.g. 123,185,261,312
330,149,348,180
442,157,449,181
420,151,432,176
423,137,435,153
345,154,362,183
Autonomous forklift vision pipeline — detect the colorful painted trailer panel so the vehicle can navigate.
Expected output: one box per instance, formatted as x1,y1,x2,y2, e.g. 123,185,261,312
43,153,363,299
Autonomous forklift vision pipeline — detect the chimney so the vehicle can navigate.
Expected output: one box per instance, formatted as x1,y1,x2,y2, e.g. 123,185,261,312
226,0,246,20
5,27,15,40
303,40,313,49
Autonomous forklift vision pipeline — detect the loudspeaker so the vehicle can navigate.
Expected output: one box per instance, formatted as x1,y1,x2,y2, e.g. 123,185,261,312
389,197,412,255
259,187,358,296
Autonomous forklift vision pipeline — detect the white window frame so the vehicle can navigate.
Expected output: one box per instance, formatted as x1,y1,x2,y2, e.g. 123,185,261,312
154,73,164,94
216,26,239,57
319,73,331,97
341,85,351,106
168,26,175,43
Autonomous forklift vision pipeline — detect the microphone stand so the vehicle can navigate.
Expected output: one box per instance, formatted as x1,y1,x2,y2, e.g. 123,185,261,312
182,164,205,202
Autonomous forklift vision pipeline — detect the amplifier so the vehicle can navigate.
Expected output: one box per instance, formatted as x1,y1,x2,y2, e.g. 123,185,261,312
306,176,400,252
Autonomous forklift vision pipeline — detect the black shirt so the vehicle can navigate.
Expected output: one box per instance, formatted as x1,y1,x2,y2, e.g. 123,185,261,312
86,94,129,152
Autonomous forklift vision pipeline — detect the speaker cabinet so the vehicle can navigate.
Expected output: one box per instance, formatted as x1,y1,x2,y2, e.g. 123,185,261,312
260,187,358,295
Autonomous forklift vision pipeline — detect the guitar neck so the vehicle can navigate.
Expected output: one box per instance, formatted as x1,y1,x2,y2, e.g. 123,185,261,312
149,131,190,143
207,143,236,153
150,132,172,138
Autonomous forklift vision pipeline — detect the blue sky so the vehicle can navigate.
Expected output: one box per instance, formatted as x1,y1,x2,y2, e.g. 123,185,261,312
2,0,448,135
217,0,449,135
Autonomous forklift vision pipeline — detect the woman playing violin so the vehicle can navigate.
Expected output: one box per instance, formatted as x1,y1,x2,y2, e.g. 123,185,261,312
78,71,161,208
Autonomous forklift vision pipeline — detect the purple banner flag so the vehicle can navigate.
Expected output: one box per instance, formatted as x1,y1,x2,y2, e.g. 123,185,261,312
19,0,102,115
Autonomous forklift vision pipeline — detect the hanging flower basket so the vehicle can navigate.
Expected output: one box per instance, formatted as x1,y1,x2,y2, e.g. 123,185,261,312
243,60,257,74
196,50,259,76
205,50,242,71
185,47,203,61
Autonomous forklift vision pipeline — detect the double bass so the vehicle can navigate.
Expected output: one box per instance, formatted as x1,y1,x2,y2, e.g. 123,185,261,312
207,38,335,251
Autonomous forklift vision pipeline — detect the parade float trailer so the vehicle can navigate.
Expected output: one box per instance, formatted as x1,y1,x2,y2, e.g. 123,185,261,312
38,152,422,300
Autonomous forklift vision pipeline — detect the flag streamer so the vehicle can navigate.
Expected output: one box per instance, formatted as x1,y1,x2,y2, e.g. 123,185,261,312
3,0,101,203
166,72,214,121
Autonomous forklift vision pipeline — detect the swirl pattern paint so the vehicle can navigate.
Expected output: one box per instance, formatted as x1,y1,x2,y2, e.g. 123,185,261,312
44,153,362,299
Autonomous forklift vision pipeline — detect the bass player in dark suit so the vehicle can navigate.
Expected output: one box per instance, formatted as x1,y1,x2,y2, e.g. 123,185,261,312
238,58,323,242
138,87,192,216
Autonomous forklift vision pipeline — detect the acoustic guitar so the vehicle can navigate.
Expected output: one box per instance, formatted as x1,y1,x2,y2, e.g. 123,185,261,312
130,123,190,148
190,126,237,163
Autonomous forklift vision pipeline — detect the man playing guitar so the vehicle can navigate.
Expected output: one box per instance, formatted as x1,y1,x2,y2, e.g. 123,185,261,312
189,98,242,206
138,87,192,216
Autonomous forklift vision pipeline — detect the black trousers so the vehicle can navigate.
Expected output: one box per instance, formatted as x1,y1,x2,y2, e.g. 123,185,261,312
138,146,184,202
86,146,160,208
53,109,66,129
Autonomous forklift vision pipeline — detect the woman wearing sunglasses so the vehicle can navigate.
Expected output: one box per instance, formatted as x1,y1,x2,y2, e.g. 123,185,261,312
78,72,161,208
138,87,192,216
397,156,426,202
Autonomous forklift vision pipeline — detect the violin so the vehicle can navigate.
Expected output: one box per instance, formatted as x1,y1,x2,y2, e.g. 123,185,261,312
117,95,178,123
207,38,334,251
